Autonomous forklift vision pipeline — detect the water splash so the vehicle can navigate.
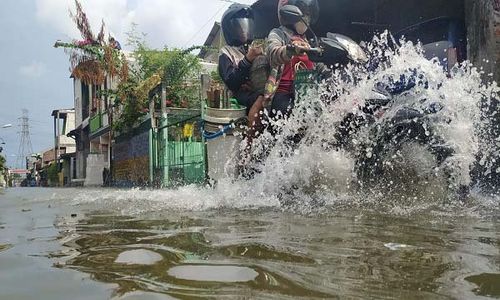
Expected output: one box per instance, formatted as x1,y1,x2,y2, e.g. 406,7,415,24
238,32,499,207
70,34,499,215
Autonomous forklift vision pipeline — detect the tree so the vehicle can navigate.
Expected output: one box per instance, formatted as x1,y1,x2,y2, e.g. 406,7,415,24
0,156,6,185
111,30,202,132
55,0,203,133
46,163,59,187
54,0,127,85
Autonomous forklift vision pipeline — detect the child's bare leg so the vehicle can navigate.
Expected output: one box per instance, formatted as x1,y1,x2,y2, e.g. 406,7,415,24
246,95,265,145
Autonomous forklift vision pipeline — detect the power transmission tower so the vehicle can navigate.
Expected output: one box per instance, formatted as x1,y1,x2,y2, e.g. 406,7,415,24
17,109,33,169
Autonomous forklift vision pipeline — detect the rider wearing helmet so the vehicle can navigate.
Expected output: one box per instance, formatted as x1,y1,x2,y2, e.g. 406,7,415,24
218,4,265,145
265,0,321,118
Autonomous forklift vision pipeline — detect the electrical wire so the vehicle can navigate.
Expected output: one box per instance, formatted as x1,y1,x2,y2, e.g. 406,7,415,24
182,3,229,47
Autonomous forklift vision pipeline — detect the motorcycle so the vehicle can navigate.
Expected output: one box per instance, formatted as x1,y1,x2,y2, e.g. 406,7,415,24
256,5,464,197
342,77,461,193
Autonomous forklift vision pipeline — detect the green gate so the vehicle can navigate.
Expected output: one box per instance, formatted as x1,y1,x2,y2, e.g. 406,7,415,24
151,108,205,187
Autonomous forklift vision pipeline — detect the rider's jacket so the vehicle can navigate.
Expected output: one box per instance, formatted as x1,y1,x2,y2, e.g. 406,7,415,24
218,46,252,94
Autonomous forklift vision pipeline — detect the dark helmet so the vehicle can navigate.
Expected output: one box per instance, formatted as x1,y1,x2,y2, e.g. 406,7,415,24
278,0,319,27
221,4,255,47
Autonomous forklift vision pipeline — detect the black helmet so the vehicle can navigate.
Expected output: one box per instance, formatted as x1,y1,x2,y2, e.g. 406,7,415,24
278,0,319,27
221,4,255,47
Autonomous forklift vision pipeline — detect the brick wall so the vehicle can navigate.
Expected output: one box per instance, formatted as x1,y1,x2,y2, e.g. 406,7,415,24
112,128,150,186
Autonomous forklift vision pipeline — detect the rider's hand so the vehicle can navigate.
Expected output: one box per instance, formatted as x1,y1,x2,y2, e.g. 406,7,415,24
292,39,310,54
246,45,263,62
286,40,310,58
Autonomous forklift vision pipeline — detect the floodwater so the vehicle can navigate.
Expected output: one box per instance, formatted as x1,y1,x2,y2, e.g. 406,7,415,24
1,187,499,299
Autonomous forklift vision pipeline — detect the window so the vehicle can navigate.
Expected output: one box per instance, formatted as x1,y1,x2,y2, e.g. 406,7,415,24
81,82,90,119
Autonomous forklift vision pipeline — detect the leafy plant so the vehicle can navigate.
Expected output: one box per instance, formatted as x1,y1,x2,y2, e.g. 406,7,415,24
56,1,203,133
46,163,59,186
0,155,5,171
111,30,203,131
210,70,223,85
54,0,127,85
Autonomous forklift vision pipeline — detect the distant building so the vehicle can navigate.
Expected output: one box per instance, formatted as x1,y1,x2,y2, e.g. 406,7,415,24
198,22,223,63
42,148,56,167
52,109,76,160
52,109,76,186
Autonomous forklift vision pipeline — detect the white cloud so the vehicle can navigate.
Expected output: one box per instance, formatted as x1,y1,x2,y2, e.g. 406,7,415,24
19,61,47,78
35,0,131,42
35,0,257,49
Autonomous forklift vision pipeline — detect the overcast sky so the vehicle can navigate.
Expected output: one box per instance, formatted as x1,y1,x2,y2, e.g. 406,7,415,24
0,0,256,168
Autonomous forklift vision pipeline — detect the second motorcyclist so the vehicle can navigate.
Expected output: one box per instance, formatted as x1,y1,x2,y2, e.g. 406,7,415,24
218,3,266,145
265,0,323,119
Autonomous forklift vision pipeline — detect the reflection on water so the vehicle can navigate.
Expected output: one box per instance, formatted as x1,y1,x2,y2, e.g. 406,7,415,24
117,291,178,300
115,249,163,265
53,210,500,299
466,273,500,298
0,244,12,253
167,265,259,282
0,220,9,252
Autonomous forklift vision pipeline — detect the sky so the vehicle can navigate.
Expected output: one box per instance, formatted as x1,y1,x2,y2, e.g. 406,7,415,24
0,0,256,168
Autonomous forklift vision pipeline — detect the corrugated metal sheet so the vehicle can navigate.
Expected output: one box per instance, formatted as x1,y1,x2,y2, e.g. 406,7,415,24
251,0,465,41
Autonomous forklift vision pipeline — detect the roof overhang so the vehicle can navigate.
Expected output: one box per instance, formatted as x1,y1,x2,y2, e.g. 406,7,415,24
52,109,75,117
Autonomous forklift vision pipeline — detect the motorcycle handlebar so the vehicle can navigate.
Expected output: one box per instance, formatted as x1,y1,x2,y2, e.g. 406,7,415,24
287,44,324,56
308,47,323,54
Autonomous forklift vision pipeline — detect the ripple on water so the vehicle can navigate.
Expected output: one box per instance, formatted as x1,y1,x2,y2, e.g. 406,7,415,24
0,244,12,253
465,273,500,298
167,265,259,283
117,291,179,300
51,188,500,300
115,249,163,265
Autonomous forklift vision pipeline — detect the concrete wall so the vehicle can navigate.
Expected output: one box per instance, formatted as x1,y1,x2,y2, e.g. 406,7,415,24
57,135,75,149
64,112,76,134
73,78,83,127
465,0,500,83
84,153,105,186
75,128,90,180
76,148,87,180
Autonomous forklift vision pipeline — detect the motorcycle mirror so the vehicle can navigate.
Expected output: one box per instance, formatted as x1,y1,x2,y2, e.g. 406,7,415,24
279,5,303,23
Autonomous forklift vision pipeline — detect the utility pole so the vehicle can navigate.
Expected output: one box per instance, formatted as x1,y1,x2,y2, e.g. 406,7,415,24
16,109,33,169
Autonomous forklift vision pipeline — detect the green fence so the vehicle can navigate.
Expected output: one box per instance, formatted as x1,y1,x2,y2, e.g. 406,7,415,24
152,108,205,187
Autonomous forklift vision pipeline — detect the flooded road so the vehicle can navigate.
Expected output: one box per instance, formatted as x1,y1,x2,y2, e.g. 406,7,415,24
1,187,499,299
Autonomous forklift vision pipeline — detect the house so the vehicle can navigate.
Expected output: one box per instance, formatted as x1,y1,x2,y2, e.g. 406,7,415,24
69,73,117,186
52,109,76,154
198,22,223,64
